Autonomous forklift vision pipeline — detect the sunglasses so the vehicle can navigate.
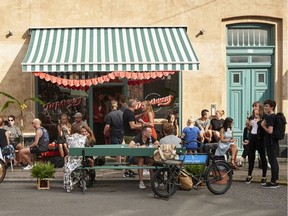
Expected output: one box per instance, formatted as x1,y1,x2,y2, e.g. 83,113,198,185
8,119,14,122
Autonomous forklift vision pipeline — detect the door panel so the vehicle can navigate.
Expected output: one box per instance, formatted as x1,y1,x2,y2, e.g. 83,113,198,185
227,68,271,152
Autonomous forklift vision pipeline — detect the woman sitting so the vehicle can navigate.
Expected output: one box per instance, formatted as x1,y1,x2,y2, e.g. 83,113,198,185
215,117,239,169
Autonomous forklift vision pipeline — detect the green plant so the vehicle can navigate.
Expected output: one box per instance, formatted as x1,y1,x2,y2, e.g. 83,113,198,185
185,164,206,175
31,162,56,179
0,91,45,127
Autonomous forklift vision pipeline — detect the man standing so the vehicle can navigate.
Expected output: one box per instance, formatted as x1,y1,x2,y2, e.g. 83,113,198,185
122,99,143,178
123,99,143,144
20,118,50,170
104,100,123,163
261,99,280,188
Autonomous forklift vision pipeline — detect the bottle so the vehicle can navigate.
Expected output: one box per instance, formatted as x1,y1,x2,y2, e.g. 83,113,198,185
148,137,153,148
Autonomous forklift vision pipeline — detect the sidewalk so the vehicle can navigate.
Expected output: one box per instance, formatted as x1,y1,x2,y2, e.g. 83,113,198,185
3,158,287,185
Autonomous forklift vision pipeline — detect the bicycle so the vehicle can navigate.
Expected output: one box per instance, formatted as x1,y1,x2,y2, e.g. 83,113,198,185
151,143,233,199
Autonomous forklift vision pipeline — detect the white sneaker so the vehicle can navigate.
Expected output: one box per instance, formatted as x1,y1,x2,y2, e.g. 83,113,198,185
139,182,146,189
143,169,149,176
23,164,33,170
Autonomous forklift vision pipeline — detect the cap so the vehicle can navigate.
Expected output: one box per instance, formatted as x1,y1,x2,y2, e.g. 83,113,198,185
73,112,82,118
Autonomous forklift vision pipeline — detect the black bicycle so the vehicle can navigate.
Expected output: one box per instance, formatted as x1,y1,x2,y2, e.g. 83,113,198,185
151,143,233,199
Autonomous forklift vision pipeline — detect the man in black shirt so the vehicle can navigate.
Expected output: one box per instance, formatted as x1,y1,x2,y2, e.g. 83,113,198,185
261,99,279,188
123,99,143,143
122,99,143,178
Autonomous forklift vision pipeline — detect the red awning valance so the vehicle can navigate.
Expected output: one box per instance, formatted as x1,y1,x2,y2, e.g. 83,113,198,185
33,71,175,90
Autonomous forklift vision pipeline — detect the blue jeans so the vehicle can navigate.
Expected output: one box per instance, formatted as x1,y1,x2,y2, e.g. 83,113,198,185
111,137,123,145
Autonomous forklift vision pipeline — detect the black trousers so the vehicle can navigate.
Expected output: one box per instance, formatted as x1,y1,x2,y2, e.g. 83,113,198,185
248,134,267,177
266,139,279,183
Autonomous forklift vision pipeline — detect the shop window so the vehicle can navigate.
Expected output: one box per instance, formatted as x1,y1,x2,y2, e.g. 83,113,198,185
37,78,89,131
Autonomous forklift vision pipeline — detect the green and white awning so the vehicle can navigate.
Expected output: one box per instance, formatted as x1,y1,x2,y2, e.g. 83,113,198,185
22,27,199,72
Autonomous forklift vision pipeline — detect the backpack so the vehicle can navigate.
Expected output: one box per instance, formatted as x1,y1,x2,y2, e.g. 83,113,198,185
272,112,287,140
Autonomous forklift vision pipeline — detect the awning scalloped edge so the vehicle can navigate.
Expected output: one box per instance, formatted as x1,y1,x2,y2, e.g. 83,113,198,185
33,71,175,90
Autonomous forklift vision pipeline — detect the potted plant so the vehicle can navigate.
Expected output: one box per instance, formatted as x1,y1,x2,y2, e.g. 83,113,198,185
185,164,206,176
31,162,56,190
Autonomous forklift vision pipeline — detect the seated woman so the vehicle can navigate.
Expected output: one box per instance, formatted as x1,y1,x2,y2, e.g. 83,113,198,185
80,125,96,187
215,117,239,169
181,118,203,153
159,122,182,147
57,114,71,158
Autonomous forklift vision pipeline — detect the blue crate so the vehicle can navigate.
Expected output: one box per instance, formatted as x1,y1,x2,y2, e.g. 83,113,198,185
180,154,208,164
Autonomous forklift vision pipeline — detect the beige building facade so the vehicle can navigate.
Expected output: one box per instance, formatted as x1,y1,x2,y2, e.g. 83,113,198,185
0,0,287,154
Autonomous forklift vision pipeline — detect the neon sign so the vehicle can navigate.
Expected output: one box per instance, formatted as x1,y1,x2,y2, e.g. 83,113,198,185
43,97,82,110
135,94,174,110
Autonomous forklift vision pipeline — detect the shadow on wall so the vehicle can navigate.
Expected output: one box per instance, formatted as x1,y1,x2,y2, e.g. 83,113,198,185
0,29,34,132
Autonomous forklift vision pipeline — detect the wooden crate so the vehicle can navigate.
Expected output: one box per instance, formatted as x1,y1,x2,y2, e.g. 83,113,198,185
36,179,50,190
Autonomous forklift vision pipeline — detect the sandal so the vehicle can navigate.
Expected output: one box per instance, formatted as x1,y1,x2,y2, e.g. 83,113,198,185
230,159,239,169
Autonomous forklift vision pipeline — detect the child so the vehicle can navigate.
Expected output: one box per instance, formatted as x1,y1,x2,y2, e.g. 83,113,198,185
238,119,250,167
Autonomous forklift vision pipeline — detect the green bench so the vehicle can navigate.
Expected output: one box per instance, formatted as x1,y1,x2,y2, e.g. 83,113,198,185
69,144,185,170
67,144,185,193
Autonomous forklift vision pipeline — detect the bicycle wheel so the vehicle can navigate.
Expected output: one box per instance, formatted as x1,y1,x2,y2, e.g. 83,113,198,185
151,167,177,198
0,159,6,183
205,162,233,195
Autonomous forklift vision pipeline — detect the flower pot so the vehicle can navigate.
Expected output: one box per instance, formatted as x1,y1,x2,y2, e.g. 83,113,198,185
36,179,50,190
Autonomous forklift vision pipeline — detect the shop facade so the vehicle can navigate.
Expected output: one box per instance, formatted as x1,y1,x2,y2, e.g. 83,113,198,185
0,0,287,155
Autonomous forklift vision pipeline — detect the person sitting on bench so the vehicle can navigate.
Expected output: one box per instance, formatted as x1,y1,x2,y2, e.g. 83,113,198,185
129,126,159,189
20,118,50,170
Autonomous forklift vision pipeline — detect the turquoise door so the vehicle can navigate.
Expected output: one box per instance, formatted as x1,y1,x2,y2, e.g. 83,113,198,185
227,68,273,150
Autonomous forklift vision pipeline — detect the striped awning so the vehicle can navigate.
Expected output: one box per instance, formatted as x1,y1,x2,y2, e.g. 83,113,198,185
22,27,199,72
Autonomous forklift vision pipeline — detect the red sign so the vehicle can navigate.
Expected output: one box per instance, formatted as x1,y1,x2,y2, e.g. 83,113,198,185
135,95,174,109
43,97,83,110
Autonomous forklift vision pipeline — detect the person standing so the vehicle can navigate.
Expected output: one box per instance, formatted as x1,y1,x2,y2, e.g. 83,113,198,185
122,99,143,178
123,99,143,144
104,100,124,163
166,113,179,137
93,92,106,144
4,115,24,165
261,99,280,188
237,119,250,167
20,118,50,170
245,102,268,185
139,100,157,139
